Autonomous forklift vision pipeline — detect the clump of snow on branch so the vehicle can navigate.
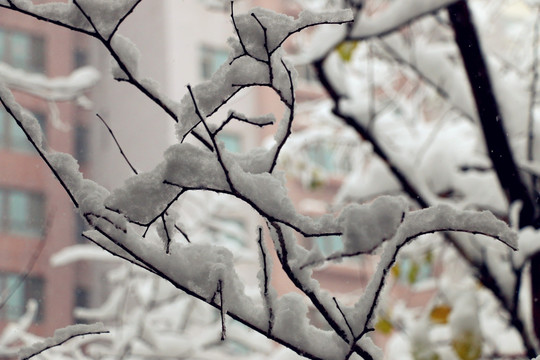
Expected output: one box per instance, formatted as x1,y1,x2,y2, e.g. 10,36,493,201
17,323,108,360
338,196,408,254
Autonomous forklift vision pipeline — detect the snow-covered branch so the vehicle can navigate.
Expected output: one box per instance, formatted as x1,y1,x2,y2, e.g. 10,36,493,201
0,1,529,359
18,323,108,360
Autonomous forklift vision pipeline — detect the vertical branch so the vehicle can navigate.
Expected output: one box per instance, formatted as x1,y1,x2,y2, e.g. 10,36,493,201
251,13,273,81
187,85,235,191
218,279,227,341
256,226,274,334
448,0,536,226
527,7,540,163
267,221,375,360
448,3,539,352
161,214,172,254
230,1,249,57
269,59,295,173
367,41,376,130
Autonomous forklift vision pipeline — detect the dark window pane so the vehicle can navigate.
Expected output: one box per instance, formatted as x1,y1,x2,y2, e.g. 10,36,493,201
35,112,46,144
75,215,88,244
9,191,28,234
0,109,4,148
0,29,5,62
0,28,44,73
0,108,46,153
217,132,241,153
0,190,4,229
75,125,88,163
314,235,344,256
9,32,30,70
29,36,45,73
75,286,88,308
74,48,87,68
26,277,44,322
5,275,24,320
1,190,45,237
296,64,317,83
0,274,44,323
10,119,32,152
200,46,228,80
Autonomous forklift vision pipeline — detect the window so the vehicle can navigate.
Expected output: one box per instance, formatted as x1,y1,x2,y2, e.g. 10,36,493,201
296,63,318,84
75,215,89,244
73,286,89,323
0,273,44,322
0,108,46,153
0,28,45,73
200,46,228,80
314,235,344,256
210,217,245,247
217,132,242,153
75,286,88,308
75,124,89,164
307,142,335,171
73,48,88,68
0,189,45,237
394,257,433,285
305,141,352,174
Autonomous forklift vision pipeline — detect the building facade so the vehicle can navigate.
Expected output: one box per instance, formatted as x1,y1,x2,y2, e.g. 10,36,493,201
0,1,436,357
0,7,92,343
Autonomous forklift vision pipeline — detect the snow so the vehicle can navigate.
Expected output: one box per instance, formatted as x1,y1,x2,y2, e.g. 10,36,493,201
46,152,83,192
272,293,347,360
50,244,116,266
74,0,140,38
0,1,530,359
338,196,408,254
293,24,348,63
0,64,99,101
18,323,107,360
449,291,482,355
351,0,460,39
233,7,352,58
514,227,540,267
110,34,140,80
74,287,125,322
381,35,477,122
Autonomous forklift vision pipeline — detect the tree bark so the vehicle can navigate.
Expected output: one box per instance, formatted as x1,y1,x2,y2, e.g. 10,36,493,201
448,0,539,353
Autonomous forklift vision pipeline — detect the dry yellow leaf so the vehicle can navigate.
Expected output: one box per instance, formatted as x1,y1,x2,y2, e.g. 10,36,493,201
391,264,400,278
336,41,358,62
374,315,393,335
430,305,452,324
452,331,482,360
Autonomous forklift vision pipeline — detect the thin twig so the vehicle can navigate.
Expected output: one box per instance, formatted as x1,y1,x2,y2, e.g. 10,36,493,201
187,84,235,191
96,113,138,174
0,94,79,207
162,214,172,254
108,0,144,40
218,280,227,341
19,326,109,360
174,224,192,243
268,60,295,173
333,297,354,337
0,2,95,36
0,215,50,312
